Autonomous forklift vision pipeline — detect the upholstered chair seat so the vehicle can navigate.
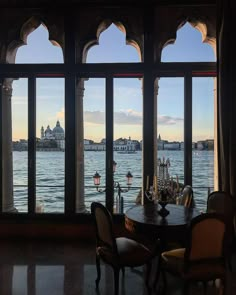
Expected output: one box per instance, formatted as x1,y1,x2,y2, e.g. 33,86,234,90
97,237,153,267
161,248,225,280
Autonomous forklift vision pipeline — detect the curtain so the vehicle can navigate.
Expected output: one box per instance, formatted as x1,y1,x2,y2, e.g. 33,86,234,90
217,0,236,206
217,0,236,237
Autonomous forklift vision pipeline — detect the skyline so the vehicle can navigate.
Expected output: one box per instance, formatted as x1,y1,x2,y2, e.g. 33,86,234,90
12,22,215,142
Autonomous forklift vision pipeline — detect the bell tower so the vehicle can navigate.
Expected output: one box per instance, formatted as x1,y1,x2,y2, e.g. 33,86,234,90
41,126,44,139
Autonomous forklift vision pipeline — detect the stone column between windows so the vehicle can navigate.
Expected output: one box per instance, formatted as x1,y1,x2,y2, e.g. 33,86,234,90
2,83,17,212
75,78,86,213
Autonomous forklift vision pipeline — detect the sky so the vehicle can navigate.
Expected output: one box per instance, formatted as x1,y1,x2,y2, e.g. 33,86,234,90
12,22,215,142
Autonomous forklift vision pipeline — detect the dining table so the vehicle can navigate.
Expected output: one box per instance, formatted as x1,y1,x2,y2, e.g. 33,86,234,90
125,202,201,288
125,202,201,245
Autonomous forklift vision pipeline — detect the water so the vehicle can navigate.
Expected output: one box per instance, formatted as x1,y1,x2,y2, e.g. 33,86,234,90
12,150,214,213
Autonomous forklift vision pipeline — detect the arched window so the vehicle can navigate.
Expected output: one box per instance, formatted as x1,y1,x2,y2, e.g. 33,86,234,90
10,24,65,213
83,23,142,213
158,22,216,210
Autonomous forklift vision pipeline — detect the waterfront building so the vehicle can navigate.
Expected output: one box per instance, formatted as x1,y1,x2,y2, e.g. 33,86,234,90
84,142,105,151
12,139,28,151
84,136,139,151
197,141,205,150
206,139,214,150
114,136,138,152
40,120,65,150
157,134,164,150
84,139,94,145
163,142,181,150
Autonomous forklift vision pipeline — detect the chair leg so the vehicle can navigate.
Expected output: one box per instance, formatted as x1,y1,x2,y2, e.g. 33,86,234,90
221,278,226,295
161,270,167,295
121,267,125,276
113,267,120,295
183,281,189,295
145,261,152,290
228,256,233,272
152,251,161,290
95,254,101,289
202,281,207,295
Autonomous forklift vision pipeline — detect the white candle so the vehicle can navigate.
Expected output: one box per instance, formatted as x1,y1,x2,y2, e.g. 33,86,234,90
154,175,157,193
146,175,149,191
176,175,179,192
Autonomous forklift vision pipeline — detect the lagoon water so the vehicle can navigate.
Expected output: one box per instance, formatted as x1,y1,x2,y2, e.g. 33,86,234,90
13,150,214,213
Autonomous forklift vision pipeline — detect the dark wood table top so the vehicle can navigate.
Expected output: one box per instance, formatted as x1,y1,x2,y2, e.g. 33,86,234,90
125,203,200,240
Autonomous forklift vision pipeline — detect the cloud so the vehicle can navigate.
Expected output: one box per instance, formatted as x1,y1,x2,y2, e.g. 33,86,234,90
56,107,65,119
85,111,105,124
85,110,183,126
158,115,183,125
114,109,142,125
85,110,142,125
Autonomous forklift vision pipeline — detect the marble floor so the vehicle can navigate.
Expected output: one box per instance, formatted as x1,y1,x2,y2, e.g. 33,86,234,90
0,239,235,295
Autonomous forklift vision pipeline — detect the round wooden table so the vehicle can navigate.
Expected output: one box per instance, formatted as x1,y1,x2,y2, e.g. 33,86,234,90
125,203,200,243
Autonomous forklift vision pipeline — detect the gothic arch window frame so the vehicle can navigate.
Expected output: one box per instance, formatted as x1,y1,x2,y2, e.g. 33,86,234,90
0,5,217,219
157,19,217,194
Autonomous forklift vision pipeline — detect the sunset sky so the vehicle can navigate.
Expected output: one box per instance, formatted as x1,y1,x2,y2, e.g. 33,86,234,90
12,22,215,142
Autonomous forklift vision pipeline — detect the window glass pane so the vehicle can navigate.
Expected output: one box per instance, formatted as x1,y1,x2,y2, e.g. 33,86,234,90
157,78,184,193
16,24,63,64
36,78,65,213
192,77,215,211
113,78,142,213
83,78,105,211
86,23,140,63
161,22,215,62
12,78,28,212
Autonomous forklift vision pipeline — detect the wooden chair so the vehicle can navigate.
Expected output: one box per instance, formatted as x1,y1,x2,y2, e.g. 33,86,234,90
91,201,156,295
165,185,195,249
207,190,234,271
179,185,195,208
159,213,228,295
207,191,233,222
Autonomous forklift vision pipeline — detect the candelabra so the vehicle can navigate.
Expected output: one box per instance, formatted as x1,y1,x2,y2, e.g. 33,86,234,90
93,161,133,213
157,157,171,192
145,157,180,206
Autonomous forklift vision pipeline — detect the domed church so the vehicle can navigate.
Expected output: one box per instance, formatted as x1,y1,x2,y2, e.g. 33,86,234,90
40,120,65,150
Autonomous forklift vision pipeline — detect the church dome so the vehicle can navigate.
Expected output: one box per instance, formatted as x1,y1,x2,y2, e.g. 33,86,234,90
53,120,64,135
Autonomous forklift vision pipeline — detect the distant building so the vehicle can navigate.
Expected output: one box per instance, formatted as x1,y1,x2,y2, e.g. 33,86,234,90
40,120,65,150
157,134,180,150
157,134,164,150
206,139,214,150
164,142,180,150
114,136,138,151
84,136,140,151
197,141,205,150
12,139,28,151
84,139,94,145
